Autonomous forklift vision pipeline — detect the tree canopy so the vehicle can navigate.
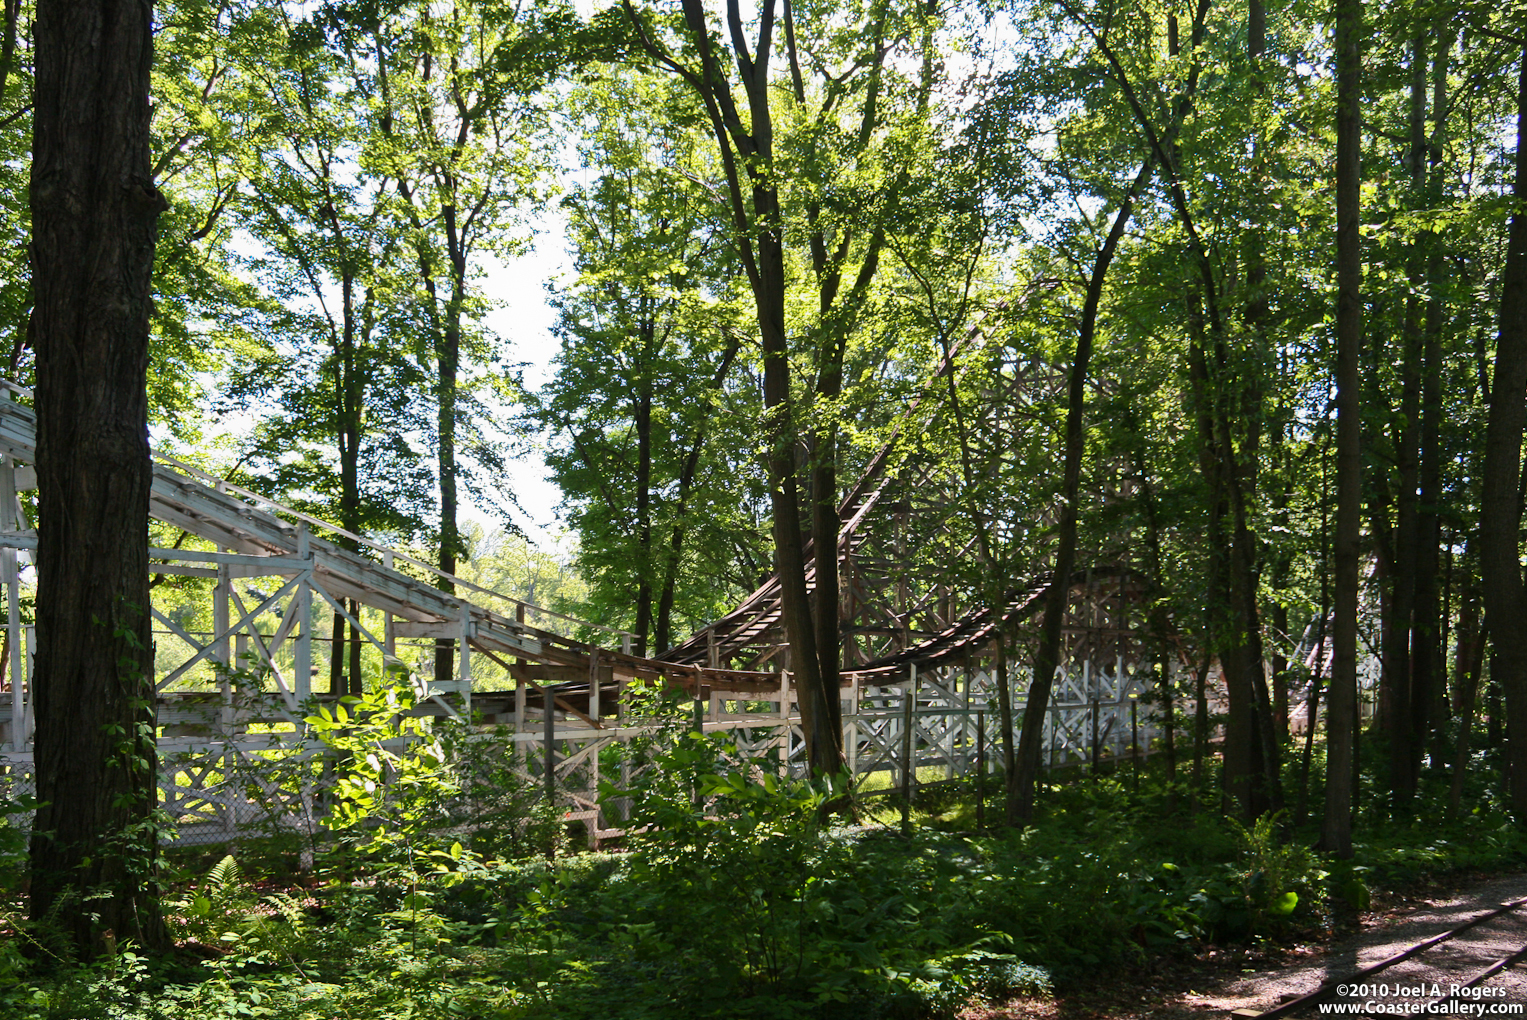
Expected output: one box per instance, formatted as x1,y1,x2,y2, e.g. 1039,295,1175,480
12,0,1527,899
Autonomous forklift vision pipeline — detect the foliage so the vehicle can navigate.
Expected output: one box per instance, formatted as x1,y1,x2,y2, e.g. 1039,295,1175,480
0,744,1524,1018
15,0,1527,1009
0,780,36,897
531,66,768,651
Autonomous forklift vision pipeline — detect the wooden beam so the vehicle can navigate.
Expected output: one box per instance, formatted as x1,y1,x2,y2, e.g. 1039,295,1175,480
474,647,603,729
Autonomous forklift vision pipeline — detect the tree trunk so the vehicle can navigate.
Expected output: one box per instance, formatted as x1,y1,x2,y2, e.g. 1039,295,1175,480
1192,651,1210,792
1321,0,1363,857
1412,28,1451,775
1296,615,1329,828
1448,585,1484,817
1381,33,1429,813
633,322,654,657
1299,446,1332,827
27,0,170,953
994,630,1017,824
329,608,347,696
655,334,742,654
1012,160,1148,823
432,209,465,692
333,272,364,697
1251,0,1287,751
1481,43,1527,820
755,180,840,776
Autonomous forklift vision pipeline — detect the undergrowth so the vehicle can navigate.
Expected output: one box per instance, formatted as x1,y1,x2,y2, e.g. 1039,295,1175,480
1,688,1523,1020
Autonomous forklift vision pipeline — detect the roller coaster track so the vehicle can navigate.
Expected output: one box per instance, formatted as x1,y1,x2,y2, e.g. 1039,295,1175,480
658,329,1059,674
0,388,792,733
0,314,1120,732
0,364,1167,844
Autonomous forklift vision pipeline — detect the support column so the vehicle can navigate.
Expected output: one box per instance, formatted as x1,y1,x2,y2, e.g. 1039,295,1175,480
515,604,526,731
779,669,790,772
214,560,231,670
846,673,860,775
381,552,396,660
294,523,312,702
588,645,600,723
900,663,916,831
1,455,21,751
227,633,247,735
458,605,472,715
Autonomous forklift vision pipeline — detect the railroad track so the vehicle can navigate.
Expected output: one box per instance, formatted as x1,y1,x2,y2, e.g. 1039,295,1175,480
1233,896,1527,1018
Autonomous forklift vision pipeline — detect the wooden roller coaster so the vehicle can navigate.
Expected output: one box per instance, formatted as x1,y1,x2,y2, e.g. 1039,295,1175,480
0,345,1183,843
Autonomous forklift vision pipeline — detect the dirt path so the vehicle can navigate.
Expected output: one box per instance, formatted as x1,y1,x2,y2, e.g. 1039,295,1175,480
964,872,1527,1020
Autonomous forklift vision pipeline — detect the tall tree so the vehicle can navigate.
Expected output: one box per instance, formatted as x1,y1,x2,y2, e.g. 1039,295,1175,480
1322,0,1364,858
537,75,758,653
229,11,431,693
367,0,559,690
621,0,941,775
1480,35,1527,820
27,0,171,952
1010,156,1151,825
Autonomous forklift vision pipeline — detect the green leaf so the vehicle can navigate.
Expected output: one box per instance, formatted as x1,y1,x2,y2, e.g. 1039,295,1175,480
1268,891,1298,916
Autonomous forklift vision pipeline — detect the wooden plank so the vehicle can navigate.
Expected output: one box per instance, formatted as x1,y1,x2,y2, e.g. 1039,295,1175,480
149,547,309,570
507,663,615,684
392,620,458,639
147,563,218,579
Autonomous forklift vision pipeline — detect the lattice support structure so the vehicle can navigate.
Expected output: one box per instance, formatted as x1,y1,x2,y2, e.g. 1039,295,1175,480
0,378,1188,847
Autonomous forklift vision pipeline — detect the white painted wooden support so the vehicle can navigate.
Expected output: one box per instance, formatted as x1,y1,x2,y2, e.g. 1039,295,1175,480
149,605,211,657
227,633,246,734
313,587,391,665
458,606,472,714
158,575,304,691
901,663,916,809
225,587,301,695
382,552,395,659
1048,664,1061,767
963,662,976,775
214,561,231,675
149,548,309,571
588,645,599,722
847,673,859,774
392,621,461,639
514,604,526,731
294,524,312,702
146,563,218,579
778,671,790,764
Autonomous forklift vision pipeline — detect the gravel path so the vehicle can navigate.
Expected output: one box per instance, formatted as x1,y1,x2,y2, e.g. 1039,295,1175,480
963,872,1527,1020
1180,872,1527,1016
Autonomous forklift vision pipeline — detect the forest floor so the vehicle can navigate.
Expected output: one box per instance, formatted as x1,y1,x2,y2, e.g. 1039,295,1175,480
963,869,1527,1019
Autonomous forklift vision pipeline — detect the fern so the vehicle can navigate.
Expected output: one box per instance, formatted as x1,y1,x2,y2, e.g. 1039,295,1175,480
205,853,241,893
261,890,308,930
